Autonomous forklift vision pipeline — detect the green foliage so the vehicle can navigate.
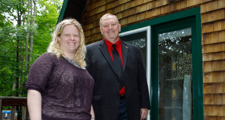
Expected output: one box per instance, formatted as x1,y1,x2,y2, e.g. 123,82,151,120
33,0,62,59
0,0,62,97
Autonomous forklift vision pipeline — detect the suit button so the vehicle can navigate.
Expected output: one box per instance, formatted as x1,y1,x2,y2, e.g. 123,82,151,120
116,93,119,96
116,79,119,82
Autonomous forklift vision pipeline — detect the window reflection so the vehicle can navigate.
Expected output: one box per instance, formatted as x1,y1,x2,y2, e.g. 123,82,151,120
158,28,192,120
127,38,146,70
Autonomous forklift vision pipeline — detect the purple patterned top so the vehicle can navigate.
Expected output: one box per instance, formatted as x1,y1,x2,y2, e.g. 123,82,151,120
26,52,94,120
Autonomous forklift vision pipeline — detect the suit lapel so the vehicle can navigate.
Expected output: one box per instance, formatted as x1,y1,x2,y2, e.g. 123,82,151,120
99,39,119,77
121,41,128,71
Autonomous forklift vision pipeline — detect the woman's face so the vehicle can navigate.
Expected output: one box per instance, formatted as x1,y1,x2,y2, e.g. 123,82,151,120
57,24,80,55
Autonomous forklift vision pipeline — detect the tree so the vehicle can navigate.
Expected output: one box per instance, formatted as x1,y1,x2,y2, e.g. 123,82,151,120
33,0,62,58
0,0,62,97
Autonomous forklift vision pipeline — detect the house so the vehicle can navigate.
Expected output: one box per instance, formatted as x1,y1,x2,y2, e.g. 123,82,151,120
58,0,225,120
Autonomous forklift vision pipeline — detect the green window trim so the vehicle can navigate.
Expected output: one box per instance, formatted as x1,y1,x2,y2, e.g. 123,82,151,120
57,0,69,24
120,7,203,120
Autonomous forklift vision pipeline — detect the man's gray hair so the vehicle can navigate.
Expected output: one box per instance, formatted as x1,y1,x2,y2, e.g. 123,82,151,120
99,13,120,27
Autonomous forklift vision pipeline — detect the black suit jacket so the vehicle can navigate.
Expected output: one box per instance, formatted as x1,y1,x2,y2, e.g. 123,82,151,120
86,39,150,120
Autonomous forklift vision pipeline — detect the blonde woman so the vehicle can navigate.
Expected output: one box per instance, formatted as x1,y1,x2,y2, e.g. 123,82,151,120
26,19,95,120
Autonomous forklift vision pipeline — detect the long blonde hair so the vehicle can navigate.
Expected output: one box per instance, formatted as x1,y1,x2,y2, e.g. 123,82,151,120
47,18,86,68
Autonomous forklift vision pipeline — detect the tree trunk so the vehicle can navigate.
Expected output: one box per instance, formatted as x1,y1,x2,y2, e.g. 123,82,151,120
25,0,31,74
13,1,22,96
29,0,36,63
14,0,25,96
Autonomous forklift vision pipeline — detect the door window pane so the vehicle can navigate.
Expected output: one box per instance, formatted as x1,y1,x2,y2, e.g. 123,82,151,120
158,28,192,120
126,38,146,69
120,31,147,70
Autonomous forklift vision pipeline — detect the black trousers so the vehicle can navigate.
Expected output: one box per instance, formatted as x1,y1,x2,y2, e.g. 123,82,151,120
118,98,129,120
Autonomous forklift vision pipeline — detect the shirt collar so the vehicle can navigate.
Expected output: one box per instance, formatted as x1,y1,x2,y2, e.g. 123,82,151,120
104,37,121,50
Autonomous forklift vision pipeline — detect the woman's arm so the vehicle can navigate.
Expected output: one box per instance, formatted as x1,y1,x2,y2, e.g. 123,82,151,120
90,104,95,119
27,90,42,120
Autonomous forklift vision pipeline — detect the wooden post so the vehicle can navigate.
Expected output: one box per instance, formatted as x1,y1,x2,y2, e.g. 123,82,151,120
0,99,2,120
26,106,29,120
22,106,27,120
11,106,15,120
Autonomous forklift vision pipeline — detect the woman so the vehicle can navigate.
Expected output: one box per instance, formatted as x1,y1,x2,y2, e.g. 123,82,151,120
26,19,95,120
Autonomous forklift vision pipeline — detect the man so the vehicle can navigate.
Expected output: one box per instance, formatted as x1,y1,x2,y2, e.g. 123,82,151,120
86,13,150,120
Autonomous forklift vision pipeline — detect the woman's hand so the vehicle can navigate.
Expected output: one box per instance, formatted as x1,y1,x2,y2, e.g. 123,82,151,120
90,104,95,120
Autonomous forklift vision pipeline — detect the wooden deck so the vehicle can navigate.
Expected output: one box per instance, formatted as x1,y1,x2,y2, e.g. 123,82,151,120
0,96,28,120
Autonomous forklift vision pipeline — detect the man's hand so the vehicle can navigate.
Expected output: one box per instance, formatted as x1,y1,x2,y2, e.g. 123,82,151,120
140,108,148,120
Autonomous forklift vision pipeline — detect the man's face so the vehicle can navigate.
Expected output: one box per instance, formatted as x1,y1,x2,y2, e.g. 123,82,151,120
100,15,121,43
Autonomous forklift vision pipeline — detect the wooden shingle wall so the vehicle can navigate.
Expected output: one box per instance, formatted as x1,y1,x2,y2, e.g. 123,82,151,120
202,0,225,120
81,0,225,119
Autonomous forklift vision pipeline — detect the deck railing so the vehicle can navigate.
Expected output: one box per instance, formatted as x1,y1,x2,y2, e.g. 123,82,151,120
0,97,27,120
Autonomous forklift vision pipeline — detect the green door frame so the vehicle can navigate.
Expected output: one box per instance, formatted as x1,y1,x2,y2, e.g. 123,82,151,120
120,7,203,120
152,17,196,120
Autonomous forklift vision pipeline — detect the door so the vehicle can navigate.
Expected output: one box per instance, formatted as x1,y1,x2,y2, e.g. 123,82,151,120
151,17,202,120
